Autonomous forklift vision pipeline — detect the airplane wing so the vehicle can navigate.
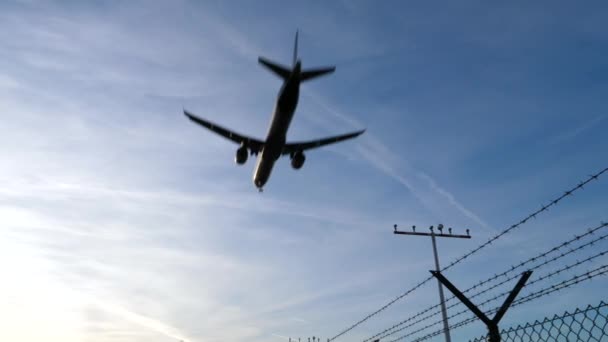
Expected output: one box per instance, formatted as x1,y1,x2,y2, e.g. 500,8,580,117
184,110,265,153
282,129,365,155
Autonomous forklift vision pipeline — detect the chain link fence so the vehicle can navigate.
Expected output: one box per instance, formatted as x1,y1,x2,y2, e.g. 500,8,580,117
469,301,608,342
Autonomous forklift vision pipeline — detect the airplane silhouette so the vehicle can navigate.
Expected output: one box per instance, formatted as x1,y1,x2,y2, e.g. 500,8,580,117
184,31,365,191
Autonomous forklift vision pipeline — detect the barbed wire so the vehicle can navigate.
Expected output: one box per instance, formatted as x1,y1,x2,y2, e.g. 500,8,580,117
394,264,608,342
441,168,608,273
329,167,608,341
362,221,608,342
413,264,608,342
449,221,608,298
379,248,608,342
330,275,436,341
513,265,608,307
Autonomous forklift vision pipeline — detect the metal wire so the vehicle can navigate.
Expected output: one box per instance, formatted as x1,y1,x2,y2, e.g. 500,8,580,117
329,167,608,341
441,168,608,273
396,264,608,342
362,222,608,342
385,260,608,342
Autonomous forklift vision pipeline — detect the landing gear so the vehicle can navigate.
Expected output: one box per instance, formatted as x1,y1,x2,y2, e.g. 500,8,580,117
254,179,264,192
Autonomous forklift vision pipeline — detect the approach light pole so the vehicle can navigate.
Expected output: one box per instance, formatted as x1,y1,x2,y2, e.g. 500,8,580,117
393,224,471,342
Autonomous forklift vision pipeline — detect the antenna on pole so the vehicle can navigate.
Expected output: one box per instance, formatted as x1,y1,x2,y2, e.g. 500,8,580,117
393,223,472,342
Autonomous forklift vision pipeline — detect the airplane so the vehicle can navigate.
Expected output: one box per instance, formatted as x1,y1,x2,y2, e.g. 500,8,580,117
184,31,365,191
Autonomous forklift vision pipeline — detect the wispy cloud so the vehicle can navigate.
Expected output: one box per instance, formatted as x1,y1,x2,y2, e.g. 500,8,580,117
271,333,292,340
1,6,491,342
304,91,490,229
92,300,197,342
417,172,489,228
290,317,309,324
187,10,489,231
548,114,606,145
0,74,22,89
2,2,607,342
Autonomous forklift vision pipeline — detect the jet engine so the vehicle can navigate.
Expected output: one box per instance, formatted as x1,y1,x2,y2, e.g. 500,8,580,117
291,151,305,169
235,145,248,165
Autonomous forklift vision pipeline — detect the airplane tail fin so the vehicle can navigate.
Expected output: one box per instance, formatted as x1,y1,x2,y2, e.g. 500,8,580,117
292,29,335,82
258,30,335,82
293,30,298,67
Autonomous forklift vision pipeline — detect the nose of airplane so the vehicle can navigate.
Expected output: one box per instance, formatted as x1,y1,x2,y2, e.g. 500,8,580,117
254,178,265,189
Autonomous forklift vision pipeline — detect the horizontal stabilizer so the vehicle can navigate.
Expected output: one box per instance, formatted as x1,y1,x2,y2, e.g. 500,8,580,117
300,66,336,82
258,57,291,80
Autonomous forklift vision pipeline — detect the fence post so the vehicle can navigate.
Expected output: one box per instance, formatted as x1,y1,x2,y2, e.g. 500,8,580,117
430,270,532,342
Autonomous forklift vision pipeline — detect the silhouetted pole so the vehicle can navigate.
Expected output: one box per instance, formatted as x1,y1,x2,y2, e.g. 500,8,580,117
431,270,532,342
393,224,471,342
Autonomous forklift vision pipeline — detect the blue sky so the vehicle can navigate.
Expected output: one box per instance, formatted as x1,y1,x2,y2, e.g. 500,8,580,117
1,1,607,341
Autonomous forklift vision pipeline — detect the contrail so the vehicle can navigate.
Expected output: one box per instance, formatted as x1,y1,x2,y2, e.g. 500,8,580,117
272,333,292,340
93,299,196,342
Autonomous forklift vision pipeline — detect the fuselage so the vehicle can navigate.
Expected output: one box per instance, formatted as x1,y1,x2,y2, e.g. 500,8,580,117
253,62,301,189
